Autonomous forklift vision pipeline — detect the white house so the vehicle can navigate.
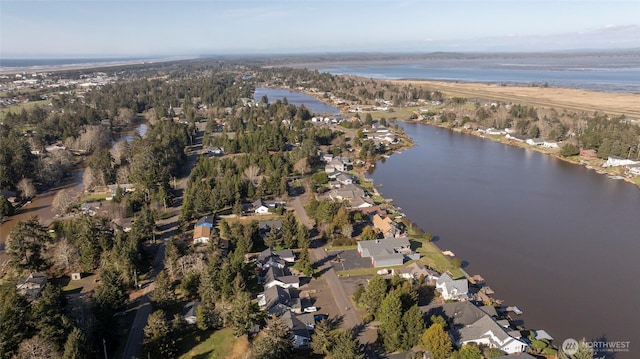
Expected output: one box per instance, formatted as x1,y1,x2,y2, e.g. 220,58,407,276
603,156,640,168
435,273,469,301
542,141,559,149
458,315,528,354
193,226,210,244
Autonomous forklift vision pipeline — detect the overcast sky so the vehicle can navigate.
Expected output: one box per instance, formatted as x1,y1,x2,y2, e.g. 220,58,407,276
1,0,639,58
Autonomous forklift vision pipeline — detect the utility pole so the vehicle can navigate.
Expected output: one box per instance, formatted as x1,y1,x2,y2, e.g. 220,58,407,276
102,338,108,359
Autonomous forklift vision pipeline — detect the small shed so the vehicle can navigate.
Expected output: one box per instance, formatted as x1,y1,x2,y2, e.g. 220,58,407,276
71,272,82,281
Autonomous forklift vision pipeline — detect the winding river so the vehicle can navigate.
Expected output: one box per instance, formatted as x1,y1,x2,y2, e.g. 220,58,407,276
369,122,639,357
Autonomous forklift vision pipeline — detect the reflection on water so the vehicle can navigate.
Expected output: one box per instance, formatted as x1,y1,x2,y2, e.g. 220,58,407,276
369,123,640,357
254,87,340,114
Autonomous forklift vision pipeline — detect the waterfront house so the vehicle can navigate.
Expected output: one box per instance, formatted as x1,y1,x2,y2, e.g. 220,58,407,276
579,149,598,159
372,214,402,238
193,225,210,244
328,184,366,201
181,301,203,325
349,196,374,209
526,138,544,146
603,156,640,168
436,273,469,301
542,141,559,149
421,302,527,354
16,272,47,299
398,262,439,282
627,164,640,176
357,238,416,268
505,133,527,142
457,315,528,354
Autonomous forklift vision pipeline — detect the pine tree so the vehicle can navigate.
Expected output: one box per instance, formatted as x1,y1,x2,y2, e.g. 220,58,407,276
377,291,403,352
360,275,387,315
252,316,293,359
310,318,333,355
401,304,425,350
331,329,364,359
62,328,87,359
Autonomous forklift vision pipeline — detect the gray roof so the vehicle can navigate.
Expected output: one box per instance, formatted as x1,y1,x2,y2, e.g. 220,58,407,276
280,311,312,338
181,301,203,318
458,315,519,347
437,273,469,296
258,220,282,231
420,302,490,327
262,285,291,311
358,238,411,258
330,184,365,199
263,266,298,287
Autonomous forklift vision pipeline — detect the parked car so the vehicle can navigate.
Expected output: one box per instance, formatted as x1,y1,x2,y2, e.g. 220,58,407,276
303,306,318,313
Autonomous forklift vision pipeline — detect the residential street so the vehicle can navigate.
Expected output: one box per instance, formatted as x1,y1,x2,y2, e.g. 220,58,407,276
121,129,201,359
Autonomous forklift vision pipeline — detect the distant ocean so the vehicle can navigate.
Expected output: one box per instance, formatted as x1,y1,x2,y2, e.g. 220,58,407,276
0,57,179,73
307,54,640,93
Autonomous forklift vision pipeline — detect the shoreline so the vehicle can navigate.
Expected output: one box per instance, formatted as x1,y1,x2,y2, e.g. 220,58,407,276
407,119,640,190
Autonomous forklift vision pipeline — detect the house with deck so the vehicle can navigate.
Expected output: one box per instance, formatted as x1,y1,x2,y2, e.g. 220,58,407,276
436,273,469,301
193,226,211,244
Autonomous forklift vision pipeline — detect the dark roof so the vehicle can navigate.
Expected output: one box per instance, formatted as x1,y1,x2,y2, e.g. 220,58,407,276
196,215,215,226
420,302,490,327
263,285,291,311
181,301,203,318
258,220,282,231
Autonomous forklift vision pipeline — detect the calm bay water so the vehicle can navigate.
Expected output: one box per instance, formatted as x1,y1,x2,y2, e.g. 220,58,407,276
369,123,640,357
310,55,640,93
254,87,340,114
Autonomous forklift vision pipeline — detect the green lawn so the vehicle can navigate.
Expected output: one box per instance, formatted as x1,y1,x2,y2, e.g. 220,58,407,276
0,99,51,120
179,327,237,359
415,240,465,279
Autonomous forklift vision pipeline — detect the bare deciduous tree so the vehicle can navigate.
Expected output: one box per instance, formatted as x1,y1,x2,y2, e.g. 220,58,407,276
243,165,262,186
115,107,135,127
75,125,111,152
51,238,80,273
82,167,95,192
110,139,129,165
116,165,131,184
294,157,310,175
15,335,60,359
17,178,36,199
52,188,77,214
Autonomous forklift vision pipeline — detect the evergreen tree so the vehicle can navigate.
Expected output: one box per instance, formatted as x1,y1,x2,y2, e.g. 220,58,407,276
62,328,87,359
151,270,174,308
331,329,364,359
293,246,313,276
252,316,293,359
359,275,387,315
7,216,49,270
377,291,403,352
143,310,176,359
420,323,452,359
31,285,72,349
0,284,33,358
230,291,260,337
310,319,333,355
93,266,127,314
401,304,425,350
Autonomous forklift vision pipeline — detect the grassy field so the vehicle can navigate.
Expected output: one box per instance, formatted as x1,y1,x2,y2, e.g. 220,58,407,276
393,79,640,118
0,99,51,120
178,327,239,359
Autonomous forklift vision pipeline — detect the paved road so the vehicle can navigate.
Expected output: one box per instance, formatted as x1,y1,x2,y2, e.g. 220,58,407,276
121,131,201,359
120,243,165,359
